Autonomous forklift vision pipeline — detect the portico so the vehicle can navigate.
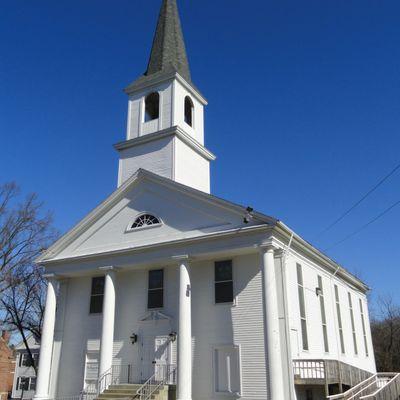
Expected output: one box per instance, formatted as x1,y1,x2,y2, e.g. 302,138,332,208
34,224,288,400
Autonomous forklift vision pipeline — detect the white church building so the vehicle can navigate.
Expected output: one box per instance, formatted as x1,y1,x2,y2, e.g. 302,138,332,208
34,1,380,400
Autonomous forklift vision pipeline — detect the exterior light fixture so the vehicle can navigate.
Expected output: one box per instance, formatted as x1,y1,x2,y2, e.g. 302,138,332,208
169,332,177,342
130,333,138,345
316,287,323,297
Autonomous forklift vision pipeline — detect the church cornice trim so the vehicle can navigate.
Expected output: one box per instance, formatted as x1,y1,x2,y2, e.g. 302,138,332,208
114,125,216,161
124,71,208,106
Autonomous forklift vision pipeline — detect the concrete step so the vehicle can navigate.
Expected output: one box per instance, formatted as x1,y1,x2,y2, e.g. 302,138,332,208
108,385,142,391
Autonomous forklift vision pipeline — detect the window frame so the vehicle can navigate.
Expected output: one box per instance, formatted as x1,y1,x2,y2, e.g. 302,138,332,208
348,292,358,356
334,285,346,355
147,269,164,310
19,353,35,368
359,298,369,357
212,344,242,396
144,92,160,123
89,276,105,315
296,263,309,351
214,260,235,305
29,377,36,391
126,213,162,233
317,275,329,353
184,96,194,128
18,377,31,391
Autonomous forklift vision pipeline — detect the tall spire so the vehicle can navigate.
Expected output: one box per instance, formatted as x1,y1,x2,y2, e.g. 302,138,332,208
145,0,191,82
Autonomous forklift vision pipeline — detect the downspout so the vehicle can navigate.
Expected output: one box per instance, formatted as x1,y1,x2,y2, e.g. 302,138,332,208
281,232,296,400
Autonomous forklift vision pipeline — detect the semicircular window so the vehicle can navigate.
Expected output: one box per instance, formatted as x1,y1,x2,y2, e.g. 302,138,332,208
131,214,161,230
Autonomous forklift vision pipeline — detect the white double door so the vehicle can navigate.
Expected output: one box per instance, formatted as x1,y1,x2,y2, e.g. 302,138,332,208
141,335,171,383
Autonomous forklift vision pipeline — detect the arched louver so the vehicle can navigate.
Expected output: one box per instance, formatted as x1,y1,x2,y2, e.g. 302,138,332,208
145,92,160,122
184,96,194,127
131,214,161,229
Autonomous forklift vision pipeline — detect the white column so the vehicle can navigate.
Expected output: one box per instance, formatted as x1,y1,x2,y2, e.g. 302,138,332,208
260,244,285,400
99,267,117,378
34,275,58,400
175,255,192,400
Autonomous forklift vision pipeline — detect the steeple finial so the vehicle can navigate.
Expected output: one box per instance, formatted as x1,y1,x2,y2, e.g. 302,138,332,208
145,0,191,82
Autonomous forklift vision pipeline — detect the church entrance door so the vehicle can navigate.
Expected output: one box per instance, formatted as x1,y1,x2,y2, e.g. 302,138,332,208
140,335,171,383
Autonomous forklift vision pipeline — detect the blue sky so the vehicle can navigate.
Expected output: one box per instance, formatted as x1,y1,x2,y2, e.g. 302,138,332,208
1,0,399,310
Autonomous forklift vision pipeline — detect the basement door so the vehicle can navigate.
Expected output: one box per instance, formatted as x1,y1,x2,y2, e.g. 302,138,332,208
140,336,171,383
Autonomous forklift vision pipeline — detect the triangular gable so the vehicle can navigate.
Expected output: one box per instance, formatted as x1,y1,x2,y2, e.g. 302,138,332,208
38,169,276,263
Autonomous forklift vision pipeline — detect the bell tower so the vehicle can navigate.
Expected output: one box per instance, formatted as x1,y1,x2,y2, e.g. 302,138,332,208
115,0,215,193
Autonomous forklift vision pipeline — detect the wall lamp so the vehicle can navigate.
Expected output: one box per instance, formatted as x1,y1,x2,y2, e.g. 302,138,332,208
130,333,138,345
169,332,177,342
316,287,323,297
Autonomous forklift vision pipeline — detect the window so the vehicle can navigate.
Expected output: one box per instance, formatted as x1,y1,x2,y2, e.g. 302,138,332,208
359,299,369,357
131,214,161,230
297,264,309,351
213,345,241,395
19,353,37,367
18,377,30,391
215,260,233,304
334,285,345,354
184,96,194,127
144,92,160,122
89,277,105,314
148,269,164,309
348,293,358,355
318,276,329,353
29,377,36,391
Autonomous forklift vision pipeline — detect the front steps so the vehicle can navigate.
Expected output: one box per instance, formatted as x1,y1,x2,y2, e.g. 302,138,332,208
97,384,172,400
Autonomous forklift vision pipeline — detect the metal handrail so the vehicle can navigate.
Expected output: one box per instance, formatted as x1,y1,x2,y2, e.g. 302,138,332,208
97,364,134,395
136,364,176,400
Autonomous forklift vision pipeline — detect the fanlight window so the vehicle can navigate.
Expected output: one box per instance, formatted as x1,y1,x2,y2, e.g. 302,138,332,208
145,92,160,122
184,96,194,127
131,214,161,230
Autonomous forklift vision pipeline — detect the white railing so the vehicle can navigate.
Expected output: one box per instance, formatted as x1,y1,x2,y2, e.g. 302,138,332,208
293,359,372,387
327,373,400,400
360,373,400,400
97,364,134,395
136,364,177,400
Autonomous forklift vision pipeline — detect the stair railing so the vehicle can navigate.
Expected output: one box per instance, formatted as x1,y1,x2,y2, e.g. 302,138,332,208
136,364,177,400
97,364,134,395
360,373,400,400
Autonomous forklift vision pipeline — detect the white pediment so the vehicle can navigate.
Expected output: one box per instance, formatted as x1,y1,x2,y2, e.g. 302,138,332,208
139,310,172,322
38,170,274,262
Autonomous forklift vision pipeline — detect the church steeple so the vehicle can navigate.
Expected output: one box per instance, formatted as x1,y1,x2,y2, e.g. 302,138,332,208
117,0,215,194
145,0,191,82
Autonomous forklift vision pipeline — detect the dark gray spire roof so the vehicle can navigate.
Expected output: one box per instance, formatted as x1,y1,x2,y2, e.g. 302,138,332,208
146,0,191,81
125,0,192,93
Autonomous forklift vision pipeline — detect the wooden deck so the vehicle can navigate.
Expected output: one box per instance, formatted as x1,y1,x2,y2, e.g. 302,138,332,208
293,359,373,394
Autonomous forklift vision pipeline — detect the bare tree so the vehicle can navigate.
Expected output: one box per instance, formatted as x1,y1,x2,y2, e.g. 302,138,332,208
371,295,400,372
0,182,55,374
0,182,54,292
1,269,46,375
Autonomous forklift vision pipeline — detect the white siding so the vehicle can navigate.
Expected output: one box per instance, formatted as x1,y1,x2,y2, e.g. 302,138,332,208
127,82,172,140
118,136,174,186
173,80,205,145
191,255,267,400
286,253,376,374
51,254,267,400
174,137,210,193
